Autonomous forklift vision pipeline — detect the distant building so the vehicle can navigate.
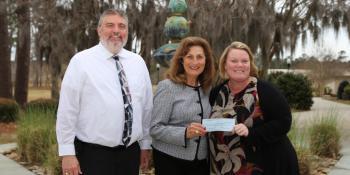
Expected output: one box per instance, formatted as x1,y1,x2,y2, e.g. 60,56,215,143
268,68,350,96
268,69,310,75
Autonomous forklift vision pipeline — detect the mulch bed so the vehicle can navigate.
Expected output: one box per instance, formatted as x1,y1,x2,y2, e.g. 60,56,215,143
3,148,338,175
0,122,17,144
0,122,17,133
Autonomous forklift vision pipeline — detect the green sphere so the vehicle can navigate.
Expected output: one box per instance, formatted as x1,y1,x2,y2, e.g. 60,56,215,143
164,16,189,39
168,0,187,14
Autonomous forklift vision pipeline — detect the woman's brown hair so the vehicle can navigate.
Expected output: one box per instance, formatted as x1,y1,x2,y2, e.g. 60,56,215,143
165,36,215,92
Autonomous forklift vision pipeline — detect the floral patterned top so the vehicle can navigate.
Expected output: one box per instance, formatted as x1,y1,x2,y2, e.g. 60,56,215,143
209,77,264,175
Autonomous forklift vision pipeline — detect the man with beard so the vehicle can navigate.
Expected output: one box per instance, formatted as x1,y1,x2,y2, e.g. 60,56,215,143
56,9,153,175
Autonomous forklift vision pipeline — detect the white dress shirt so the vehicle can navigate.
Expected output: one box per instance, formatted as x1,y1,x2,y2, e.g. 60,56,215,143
56,43,153,156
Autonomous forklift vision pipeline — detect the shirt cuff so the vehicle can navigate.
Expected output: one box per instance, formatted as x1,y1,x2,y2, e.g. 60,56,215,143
58,144,76,156
139,139,152,150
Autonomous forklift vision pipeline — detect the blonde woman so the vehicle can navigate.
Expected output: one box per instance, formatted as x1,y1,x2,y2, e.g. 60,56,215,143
208,41,299,175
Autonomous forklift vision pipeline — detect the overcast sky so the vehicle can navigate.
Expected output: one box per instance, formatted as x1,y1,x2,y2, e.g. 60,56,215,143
11,27,350,62
288,27,350,60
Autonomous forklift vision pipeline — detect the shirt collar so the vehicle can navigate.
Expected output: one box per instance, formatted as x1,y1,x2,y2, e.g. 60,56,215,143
98,42,127,60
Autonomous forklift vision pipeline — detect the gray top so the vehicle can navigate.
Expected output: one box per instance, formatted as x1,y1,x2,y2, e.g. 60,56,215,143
150,79,211,160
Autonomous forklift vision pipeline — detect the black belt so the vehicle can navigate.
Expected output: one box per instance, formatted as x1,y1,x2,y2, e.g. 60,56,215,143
74,138,138,151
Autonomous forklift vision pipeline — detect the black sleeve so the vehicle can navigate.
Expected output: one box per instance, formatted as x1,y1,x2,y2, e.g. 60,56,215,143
209,86,220,106
243,80,292,146
209,80,228,106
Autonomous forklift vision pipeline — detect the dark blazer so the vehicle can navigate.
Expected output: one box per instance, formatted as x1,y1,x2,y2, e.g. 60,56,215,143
209,80,299,175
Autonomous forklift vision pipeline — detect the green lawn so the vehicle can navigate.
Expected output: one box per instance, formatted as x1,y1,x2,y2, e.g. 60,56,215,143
1,88,51,144
27,86,158,101
28,88,51,101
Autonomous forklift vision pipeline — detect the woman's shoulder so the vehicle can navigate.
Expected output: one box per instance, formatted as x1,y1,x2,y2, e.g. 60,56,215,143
154,79,178,98
157,79,185,92
209,80,229,105
257,79,272,88
257,79,282,97
158,79,180,87
211,80,229,92
257,79,289,109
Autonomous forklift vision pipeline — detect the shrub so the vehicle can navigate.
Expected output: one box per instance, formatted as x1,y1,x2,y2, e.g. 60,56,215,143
288,118,311,175
295,146,311,175
337,80,349,99
0,98,19,123
17,108,58,173
25,98,58,113
45,143,61,175
267,71,284,85
342,85,350,100
274,73,313,110
309,111,341,158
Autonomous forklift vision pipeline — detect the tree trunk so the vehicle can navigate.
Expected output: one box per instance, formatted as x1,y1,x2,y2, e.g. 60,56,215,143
139,36,152,69
0,1,12,98
259,41,275,80
49,53,61,100
260,49,270,80
51,75,60,100
14,0,30,107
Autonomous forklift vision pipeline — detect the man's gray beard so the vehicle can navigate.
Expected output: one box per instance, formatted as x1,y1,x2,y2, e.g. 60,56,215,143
100,39,126,54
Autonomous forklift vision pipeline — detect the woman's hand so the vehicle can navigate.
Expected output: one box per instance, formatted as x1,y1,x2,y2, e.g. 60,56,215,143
186,122,207,139
232,123,249,137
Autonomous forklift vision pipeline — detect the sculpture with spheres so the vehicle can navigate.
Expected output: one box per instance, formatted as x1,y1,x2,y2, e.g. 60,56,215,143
153,0,189,67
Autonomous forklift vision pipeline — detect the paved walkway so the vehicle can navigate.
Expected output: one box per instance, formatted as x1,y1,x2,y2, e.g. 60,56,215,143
0,143,35,175
294,97,350,175
0,97,349,175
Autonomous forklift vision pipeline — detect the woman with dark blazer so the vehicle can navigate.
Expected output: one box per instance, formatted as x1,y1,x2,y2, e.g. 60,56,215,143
208,41,299,175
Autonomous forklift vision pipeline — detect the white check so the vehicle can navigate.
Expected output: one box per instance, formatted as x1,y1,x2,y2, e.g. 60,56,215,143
202,118,235,132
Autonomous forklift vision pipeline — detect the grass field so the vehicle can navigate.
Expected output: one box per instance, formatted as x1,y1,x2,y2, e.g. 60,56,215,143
28,88,51,101
26,86,159,101
0,88,51,144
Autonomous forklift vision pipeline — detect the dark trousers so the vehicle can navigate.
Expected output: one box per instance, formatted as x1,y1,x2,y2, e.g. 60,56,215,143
74,138,140,175
153,148,209,175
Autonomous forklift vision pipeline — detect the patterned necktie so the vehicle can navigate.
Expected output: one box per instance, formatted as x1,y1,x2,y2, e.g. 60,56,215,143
113,55,133,146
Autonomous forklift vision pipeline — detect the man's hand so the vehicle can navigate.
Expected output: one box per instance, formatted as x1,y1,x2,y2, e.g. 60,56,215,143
140,149,151,172
61,155,82,175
